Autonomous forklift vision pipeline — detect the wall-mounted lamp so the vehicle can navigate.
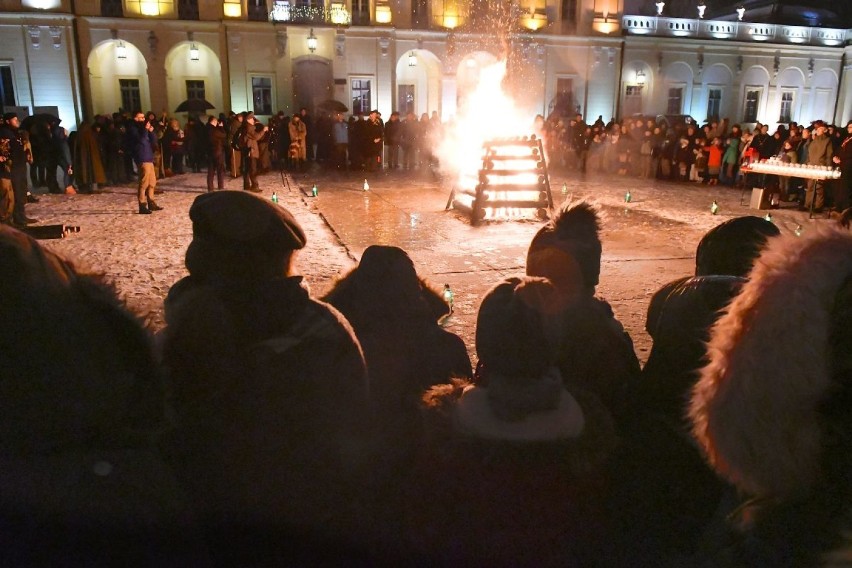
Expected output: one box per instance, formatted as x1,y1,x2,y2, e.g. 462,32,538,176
375,4,392,24
116,40,127,59
636,69,646,85
408,50,417,67
307,28,317,52
189,42,199,60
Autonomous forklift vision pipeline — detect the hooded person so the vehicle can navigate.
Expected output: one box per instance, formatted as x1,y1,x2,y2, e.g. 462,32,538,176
160,190,372,564
689,225,852,566
0,225,207,565
403,276,618,566
322,245,471,456
525,200,641,425
645,215,780,342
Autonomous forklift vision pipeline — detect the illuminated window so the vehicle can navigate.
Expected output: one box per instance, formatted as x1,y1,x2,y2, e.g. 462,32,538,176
706,88,721,121
223,0,242,17
667,87,683,114
186,80,205,100
779,90,794,123
351,78,371,115
252,77,273,115
101,0,123,17
744,88,761,122
0,66,16,109
119,79,141,113
125,0,172,16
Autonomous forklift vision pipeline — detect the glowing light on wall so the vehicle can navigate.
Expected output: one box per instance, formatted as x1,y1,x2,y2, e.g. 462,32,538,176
522,12,548,31
442,9,459,29
375,4,392,23
189,42,199,60
306,28,317,52
593,11,619,34
408,51,417,67
223,0,242,18
636,68,646,85
116,40,127,59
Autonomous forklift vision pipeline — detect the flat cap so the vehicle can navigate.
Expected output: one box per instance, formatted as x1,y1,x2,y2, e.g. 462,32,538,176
185,191,306,282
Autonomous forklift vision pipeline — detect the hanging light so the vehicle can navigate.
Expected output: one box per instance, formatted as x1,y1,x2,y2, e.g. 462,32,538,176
697,1,706,19
307,28,317,53
655,1,664,15
636,69,646,85
408,50,417,67
189,42,199,61
736,5,745,20
116,39,127,59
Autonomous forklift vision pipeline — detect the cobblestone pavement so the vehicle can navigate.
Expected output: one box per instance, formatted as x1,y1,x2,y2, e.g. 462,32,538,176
29,164,824,363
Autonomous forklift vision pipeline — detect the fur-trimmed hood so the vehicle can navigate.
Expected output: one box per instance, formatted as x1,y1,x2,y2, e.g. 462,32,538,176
690,225,852,499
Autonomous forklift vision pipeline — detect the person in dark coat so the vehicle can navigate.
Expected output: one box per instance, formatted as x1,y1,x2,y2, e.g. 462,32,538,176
690,225,852,566
205,115,226,192
383,112,402,170
161,191,372,565
0,112,35,226
831,120,852,213
400,276,618,566
0,225,208,565
363,110,384,172
323,245,471,460
525,200,641,426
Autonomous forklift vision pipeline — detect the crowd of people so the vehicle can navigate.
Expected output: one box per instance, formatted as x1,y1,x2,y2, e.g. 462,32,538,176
2,183,851,565
538,113,852,215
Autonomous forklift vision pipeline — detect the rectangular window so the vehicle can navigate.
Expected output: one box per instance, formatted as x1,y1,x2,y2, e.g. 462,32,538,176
177,0,199,19
667,87,683,114
247,0,268,21
744,89,761,122
351,78,371,116
561,0,577,23
186,80,206,101
411,0,428,28
707,88,722,121
0,66,15,109
351,0,369,25
398,85,414,115
251,77,273,115
779,90,794,123
119,79,141,113
101,0,123,16
624,85,643,117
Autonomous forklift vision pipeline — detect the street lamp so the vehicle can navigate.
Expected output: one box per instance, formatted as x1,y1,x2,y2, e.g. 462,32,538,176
408,50,417,67
307,28,317,53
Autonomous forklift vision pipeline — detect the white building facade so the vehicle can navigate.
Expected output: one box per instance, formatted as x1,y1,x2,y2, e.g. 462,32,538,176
0,0,850,129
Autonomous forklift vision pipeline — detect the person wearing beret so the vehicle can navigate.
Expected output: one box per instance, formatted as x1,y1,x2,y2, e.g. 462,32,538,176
161,191,372,563
0,112,36,227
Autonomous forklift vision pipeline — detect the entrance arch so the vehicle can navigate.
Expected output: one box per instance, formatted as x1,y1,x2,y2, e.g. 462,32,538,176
88,40,150,116
395,49,442,118
164,42,223,116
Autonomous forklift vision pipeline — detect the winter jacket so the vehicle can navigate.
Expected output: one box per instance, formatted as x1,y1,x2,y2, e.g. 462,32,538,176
807,133,834,166
162,275,371,563
126,122,158,164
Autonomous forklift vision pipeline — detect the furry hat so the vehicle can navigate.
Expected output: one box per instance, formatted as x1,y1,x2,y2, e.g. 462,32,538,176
185,190,306,283
690,225,852,498
694,216,780,277
526,201,601,294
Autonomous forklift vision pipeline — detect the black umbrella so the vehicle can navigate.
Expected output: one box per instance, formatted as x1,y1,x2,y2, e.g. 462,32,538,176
174,98,216,113
21,113,60,131
318,99,349,113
